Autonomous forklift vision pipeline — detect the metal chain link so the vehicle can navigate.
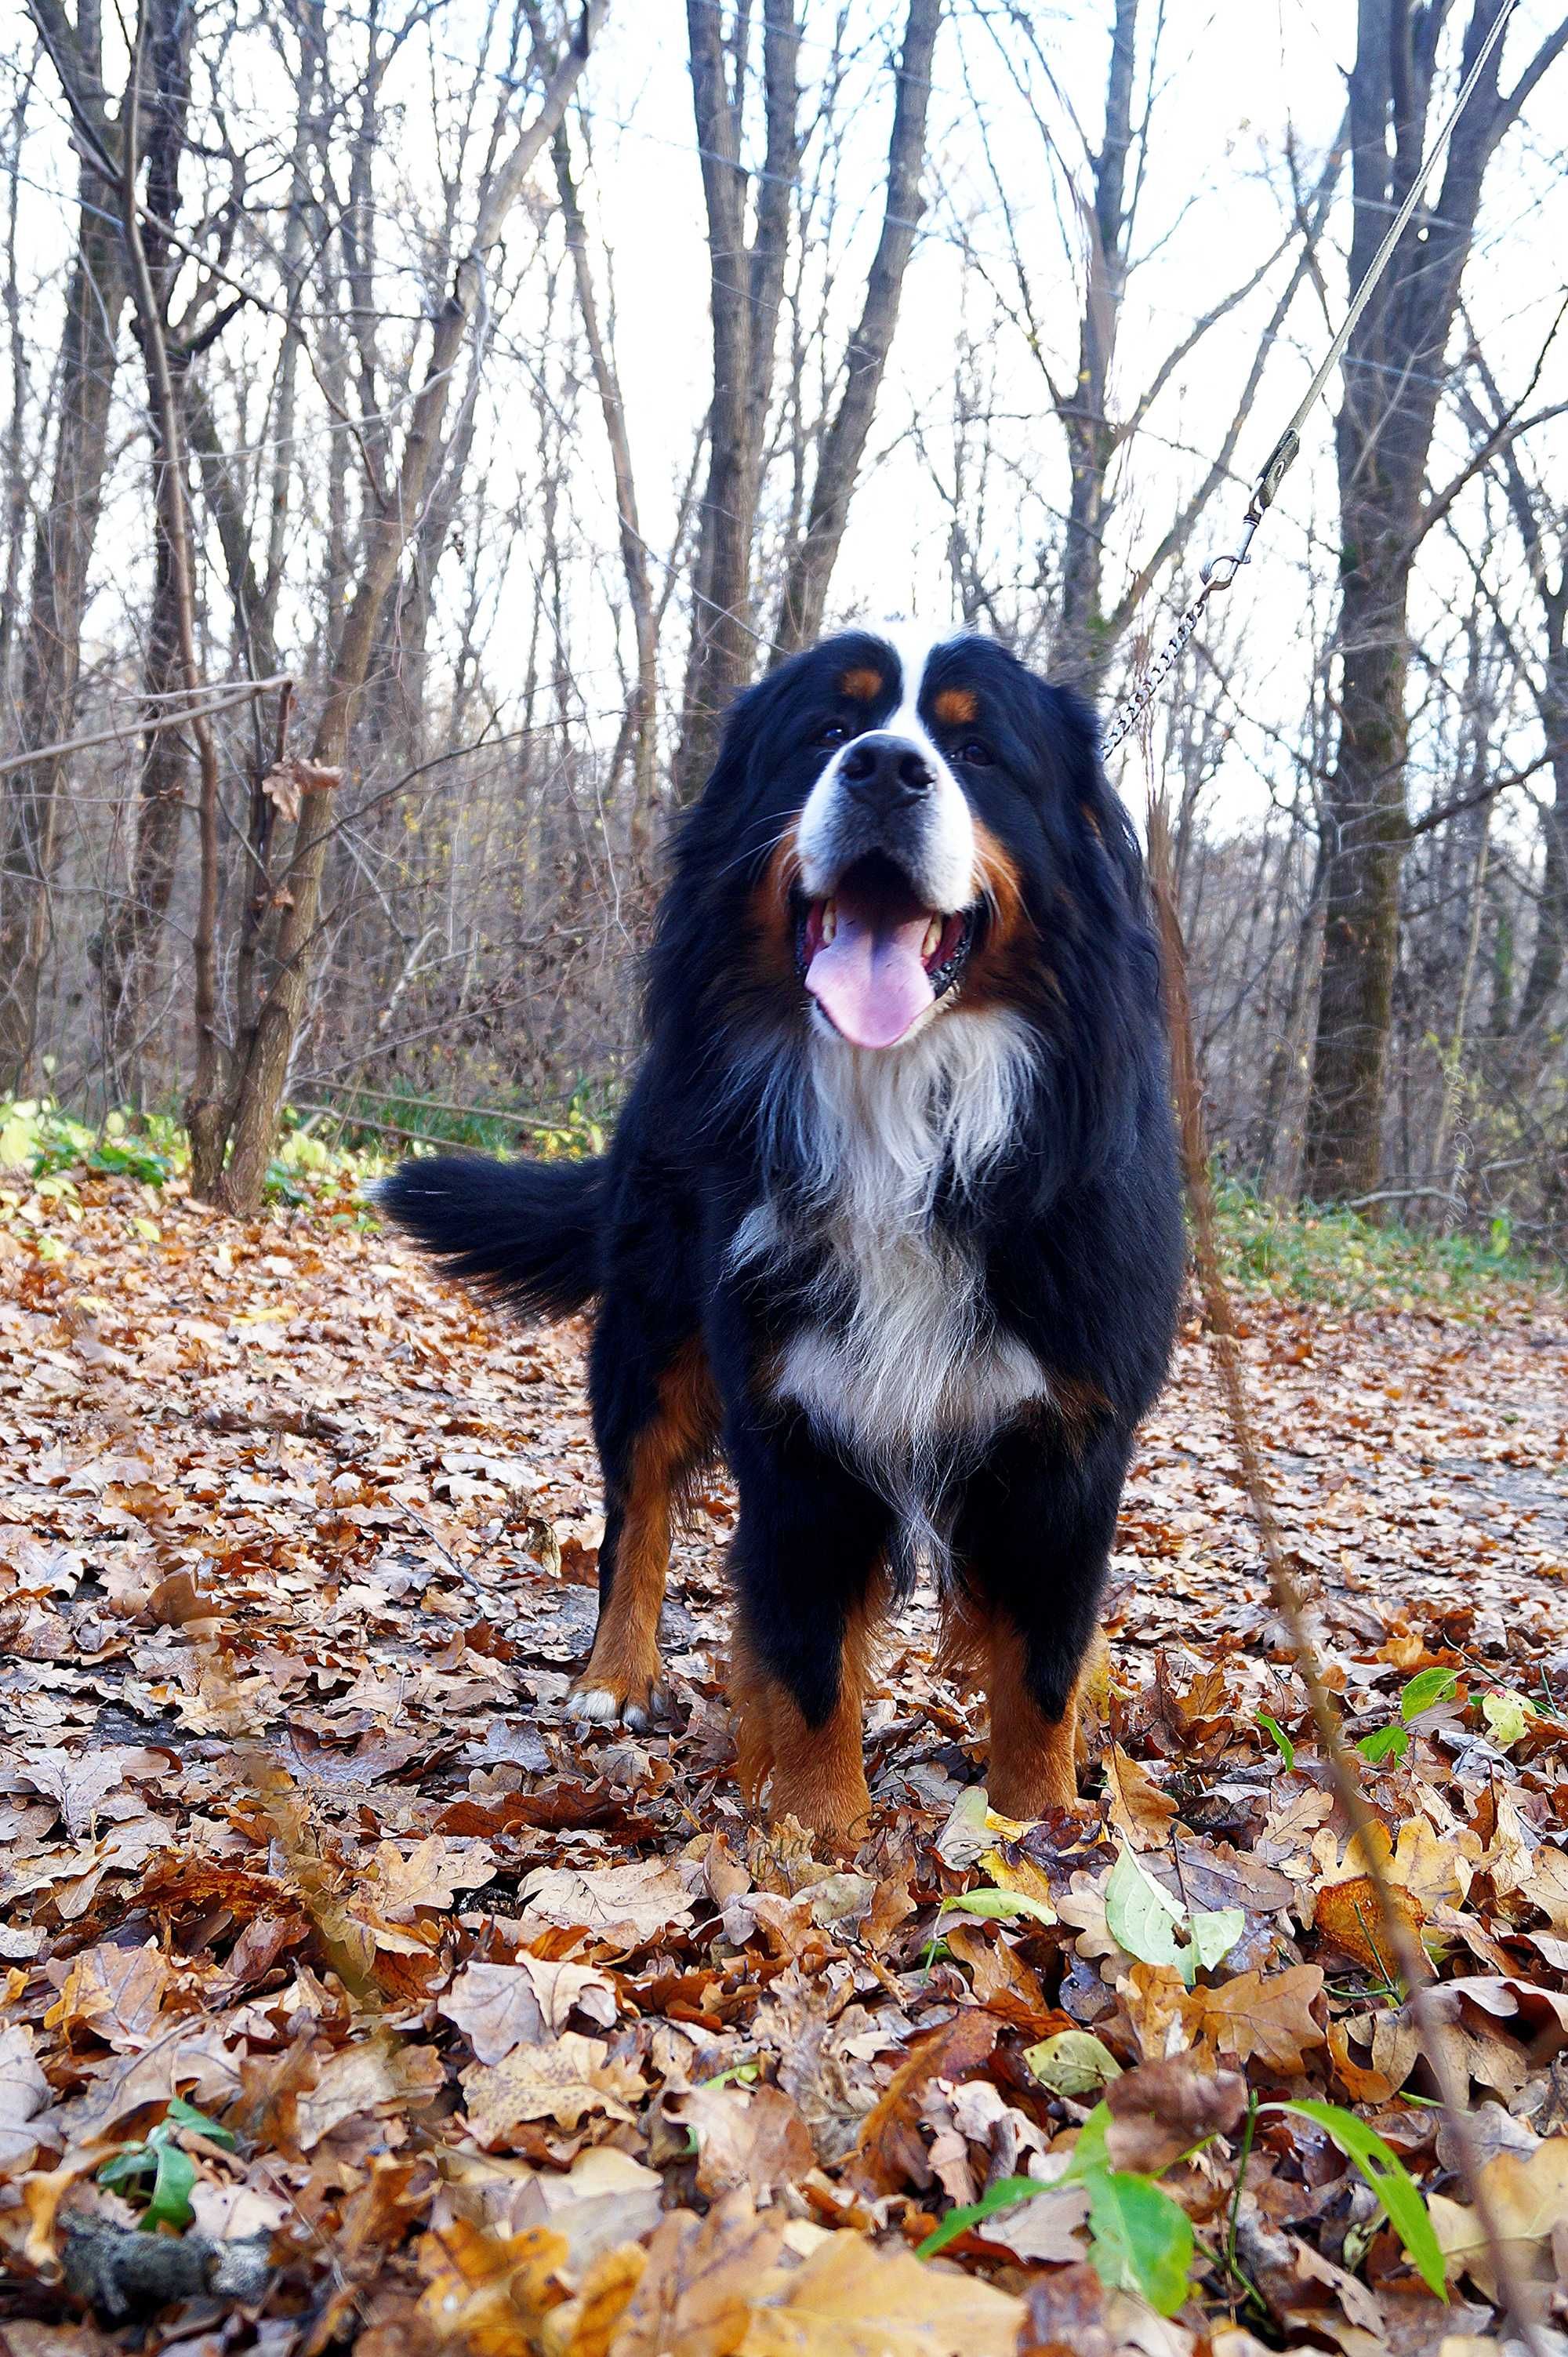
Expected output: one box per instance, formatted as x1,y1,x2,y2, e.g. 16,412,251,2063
1101,584,1216,756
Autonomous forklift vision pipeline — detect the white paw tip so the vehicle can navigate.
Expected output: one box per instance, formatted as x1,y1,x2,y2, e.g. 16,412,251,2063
565,1686,621,1726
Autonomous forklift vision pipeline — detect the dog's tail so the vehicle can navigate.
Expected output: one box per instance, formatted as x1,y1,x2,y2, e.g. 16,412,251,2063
377,1153,604,1321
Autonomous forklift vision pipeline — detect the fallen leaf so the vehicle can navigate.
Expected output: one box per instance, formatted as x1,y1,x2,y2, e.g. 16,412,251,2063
441,1956,618,2064
463,2034,646,2141
739,2229,1025,2355
1105,1745,1178,1850
0,2023,52,2170
844,2010,999,2196
518,1860,695,1948
417,2218,568,2355
14,1751,127,1839
1428,2136,1568,2297
607,2192,784,2357
1179,1966,1326,2074
666,2083,815,2205
43,1942,170,2050
1104,2056,1247,2174
364,1836,498,1919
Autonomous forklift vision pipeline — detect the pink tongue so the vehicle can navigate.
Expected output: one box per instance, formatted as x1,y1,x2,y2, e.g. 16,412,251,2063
806,899,935,1049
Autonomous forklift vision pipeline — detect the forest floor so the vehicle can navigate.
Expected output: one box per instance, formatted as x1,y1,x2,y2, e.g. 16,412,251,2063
1,1153,1566,2356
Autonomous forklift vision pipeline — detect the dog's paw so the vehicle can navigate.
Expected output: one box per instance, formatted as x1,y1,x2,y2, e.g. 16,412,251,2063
564,1676,671,1734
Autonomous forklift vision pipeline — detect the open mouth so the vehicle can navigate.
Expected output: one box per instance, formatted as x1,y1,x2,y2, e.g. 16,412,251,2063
795,852,975,1050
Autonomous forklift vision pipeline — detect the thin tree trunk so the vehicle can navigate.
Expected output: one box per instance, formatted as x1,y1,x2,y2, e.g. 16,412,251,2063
99,0,195,1082
674,0,801,802
1050,0,1137,688
1515,672,1568,1029
0,0,127,1088
1303,565,1412,1200
550,119,658,853
773,0,940,656
214,5,601,1213
1428,815,1491,1197
112,0,226,1184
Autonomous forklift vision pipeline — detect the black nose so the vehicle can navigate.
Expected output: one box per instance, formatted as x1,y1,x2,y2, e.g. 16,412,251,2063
840,732,933,805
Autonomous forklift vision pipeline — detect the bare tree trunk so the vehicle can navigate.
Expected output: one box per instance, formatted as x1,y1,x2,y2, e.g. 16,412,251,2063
214,5,601,1213
1050,0,1136,688
1481,402,1568,1034
0,0,127,1088
1516,648,1568,1030
1303,0,1565,1200
108,0,227,1182
773,0,940,656
98,0,196,1080
551,118,658,855
1304,565,1413,1200
673,0,801,801
0,66,33,688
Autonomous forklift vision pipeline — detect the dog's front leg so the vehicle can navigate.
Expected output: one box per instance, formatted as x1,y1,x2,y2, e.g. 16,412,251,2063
726,1411,892,1847
950,1419,1129,1821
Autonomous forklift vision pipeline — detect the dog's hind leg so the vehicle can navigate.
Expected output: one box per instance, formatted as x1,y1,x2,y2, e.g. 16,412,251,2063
567,1327,719,1731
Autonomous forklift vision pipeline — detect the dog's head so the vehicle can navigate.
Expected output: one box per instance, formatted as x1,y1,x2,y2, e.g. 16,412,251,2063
661,623,1150,1060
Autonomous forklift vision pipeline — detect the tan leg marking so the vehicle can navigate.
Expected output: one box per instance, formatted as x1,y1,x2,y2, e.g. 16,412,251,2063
568,1342,719,1731
941,1596,1103,1821
731,1593,880,1848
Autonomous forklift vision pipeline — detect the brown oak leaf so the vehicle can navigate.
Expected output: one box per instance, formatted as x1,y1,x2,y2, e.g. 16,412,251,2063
1103,2055,1247,2174
664,2083,815,2205
440,1956,617,2065
462,2033,646,2142
1179,1965,1326,2074
738,2229,1025,2355
607,2192,784,2357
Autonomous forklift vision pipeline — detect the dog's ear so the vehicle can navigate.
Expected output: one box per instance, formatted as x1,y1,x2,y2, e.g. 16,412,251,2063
1033,679,1145,910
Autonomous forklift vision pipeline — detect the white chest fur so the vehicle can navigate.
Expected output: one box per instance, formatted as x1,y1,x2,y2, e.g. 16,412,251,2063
734,1011,1047,1537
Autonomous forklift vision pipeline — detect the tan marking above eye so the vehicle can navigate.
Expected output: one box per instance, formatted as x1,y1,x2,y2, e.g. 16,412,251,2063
839,665,884,703
933,685,978,726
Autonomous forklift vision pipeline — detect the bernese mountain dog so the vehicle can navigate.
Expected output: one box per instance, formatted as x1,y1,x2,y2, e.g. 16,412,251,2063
383,625,1184,1843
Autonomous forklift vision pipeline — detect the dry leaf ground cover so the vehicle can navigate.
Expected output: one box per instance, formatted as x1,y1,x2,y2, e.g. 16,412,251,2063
2,1147,1566,2356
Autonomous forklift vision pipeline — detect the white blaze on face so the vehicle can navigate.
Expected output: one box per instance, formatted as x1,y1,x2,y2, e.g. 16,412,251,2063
796,626,976,907
794,626,978,1051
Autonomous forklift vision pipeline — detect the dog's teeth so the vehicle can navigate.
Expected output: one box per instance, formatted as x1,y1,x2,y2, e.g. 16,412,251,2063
821,901,837,945
923,916,942,961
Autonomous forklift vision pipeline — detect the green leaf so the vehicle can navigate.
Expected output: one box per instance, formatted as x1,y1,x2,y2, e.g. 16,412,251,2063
1104,1848,1184,1972
1399,1669,1459,1722
1061,2101,1112,2183
1188,1907,1245,1974
916,2174,1042,2259
164,2095,236,2149
1026,2031,1123,2098
1256,1712,1294,1769
96,2145,155,2190
938,1883,1056,1928
1480,1691,1530,1749
1084,2170,1195,2315
695,2061,760,2090
1275,2100,1446,2299
1357,1723,1410,1765
143,2140,198,2231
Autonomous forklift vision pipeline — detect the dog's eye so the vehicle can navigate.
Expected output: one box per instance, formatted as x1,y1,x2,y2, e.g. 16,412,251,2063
817,721,850,748
953,740,993,767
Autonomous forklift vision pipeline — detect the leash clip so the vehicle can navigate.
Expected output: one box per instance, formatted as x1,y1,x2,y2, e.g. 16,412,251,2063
1201,427,1301,592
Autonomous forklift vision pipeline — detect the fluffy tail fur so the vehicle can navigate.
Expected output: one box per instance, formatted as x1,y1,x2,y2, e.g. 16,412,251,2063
377,1153,604,1320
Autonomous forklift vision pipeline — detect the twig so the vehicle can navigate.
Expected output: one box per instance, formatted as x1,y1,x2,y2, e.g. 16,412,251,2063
0,677,292,779
1145,789,1549,2357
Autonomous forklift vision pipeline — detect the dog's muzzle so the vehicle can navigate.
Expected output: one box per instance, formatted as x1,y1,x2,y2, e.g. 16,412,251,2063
794,732,978,1049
